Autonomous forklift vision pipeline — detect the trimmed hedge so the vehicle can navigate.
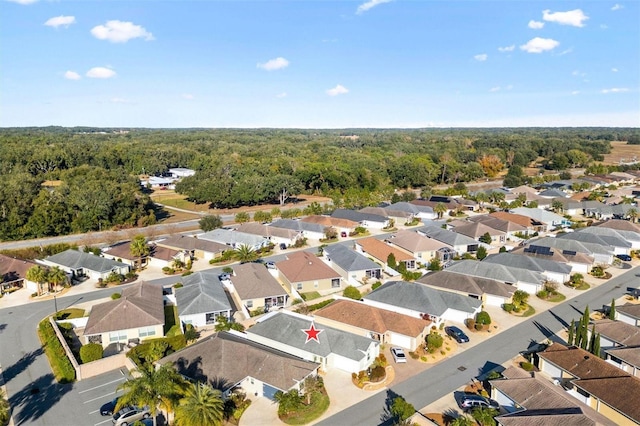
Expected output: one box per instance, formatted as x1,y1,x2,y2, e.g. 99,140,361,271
80,343,104,364
38,319,76,383
127,334,187,367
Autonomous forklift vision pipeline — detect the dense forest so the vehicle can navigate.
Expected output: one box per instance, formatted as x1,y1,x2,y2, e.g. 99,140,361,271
0,127,638,241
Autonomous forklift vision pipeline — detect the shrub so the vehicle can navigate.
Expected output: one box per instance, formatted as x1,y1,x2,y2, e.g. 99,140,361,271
291,298,303,305
181,270,193,277
249,307,265,317
105,272,124,284
536,290,548,299
37,319,75,383
369,365,386,382
111,293,121,300
371,281,382,291
475,323,484,331
503,303,515,313
466,318,476,330
475,311,491,326
408,351,419,359
79,343,104,364
125,271,137,280
343,286,362,300
420,356,428,362
184,324,199,343
162,267,175,275
426,332,444,350
173,283,183,289
520,361,534,371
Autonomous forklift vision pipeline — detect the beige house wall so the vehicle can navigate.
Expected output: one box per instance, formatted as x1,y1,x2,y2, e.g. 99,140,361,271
591,399,636,426
86,324,164,348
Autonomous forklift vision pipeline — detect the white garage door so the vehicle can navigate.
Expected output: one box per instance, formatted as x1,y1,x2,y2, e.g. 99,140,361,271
485,295,506,307
388,333,412,350
542,362,562,380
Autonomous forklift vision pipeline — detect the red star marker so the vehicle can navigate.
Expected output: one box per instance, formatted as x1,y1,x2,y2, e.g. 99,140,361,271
302,322,323,344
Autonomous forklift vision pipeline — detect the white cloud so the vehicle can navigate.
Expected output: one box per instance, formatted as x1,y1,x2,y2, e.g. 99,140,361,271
326,84,349,96
6,0,38,5
276,92,287,98
490,86,501,92
91,20,154,43
356,0,392,14
528,20,544,29
64,71,81,80
601,87,629,94
612,68,618,72
571,91,580,95
542,9,589,27
44,15,76,28
611,4,623,10
257,57,289,71
498,45,515,52
557,48,573,56
520,37,560,53
182,94,195,100
86,67,116,79
474,54,488,61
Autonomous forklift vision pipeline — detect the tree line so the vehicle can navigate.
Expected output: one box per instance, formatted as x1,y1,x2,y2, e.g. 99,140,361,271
0,127,638,241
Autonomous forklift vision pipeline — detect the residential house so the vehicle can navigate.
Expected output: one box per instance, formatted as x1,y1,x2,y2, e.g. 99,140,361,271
489,211,547,233
227,262,288,315
490,367,617,426
510,207,570,230
269,218,328,240
300,215,358,236
198,228,270,251
141,175,174,190
160,331,319,400
244,310,380,373
168,167,195,178
416,270,514,307
331,209,390,229
468,215,529,240
362,280,483,325
83,282,164,348
40,249,129,281
148,244,185,268
585,203,637,221
483,253,572,284
445,259,545,294
617,303,640,327
576,227,640,250
537,344,640,425
235,222,302,248
556,230,632,257
0,254,40,294
539,189,569,199
525,237,614,265
102,241,150,269
175,271,232,329
276,251,342,296
355,237,417,274
154,235,228,262
590,319,640,351
314,298,431,351
605,347,640,378
450,220,506,244
415,225,479,254
595,219,640,234
511,245,594,274
322,244,382,286
359,206,412,226
385,230,455,264
386,202,437,220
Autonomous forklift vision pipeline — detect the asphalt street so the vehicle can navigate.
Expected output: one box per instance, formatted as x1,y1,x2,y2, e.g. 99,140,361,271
317,266,639,426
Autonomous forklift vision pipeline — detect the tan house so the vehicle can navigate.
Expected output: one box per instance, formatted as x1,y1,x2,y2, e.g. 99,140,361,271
102,241,150,268
155,235,228,262
228,263,288,315
276,251,342,296
489,211,547,233
417,270,514,307
300,215,358,235
355,237,416,274
83,282,165,348
0,254,39,294
385,230,453,264
314,298,431,351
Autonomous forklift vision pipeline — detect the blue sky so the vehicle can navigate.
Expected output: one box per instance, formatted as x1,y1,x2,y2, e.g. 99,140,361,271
1,0,639,128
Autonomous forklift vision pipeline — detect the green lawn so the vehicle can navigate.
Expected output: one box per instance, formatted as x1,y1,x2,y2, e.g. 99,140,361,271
164,305,180,336
54,308,85,320
521,305,536,317
280,391,330,425
546,292,566,303
301,292,321,301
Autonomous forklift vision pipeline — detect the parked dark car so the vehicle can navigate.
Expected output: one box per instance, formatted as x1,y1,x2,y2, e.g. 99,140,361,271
458,394,499,411
279,243,287,250
445,326,470,343
100,397,120,416
616,254,632,261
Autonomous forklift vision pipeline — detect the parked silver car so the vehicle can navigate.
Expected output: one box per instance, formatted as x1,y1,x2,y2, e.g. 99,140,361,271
112,406,150,426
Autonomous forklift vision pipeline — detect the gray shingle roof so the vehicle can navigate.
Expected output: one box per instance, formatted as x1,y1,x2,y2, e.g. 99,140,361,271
557,231,631,249
270,218,327,234
160,331,318,392
45,249,128,273
230,263,288,301
446,259,544,285
417,270,515,298
246,311,377,361
364,280,482,315
323,244,382,272
510,208,566,224
198,229,268,248
415,225,478,247
483,253,572,275
177,271,232,316
527,237,613,256
388,202,434,215
331,208,388,223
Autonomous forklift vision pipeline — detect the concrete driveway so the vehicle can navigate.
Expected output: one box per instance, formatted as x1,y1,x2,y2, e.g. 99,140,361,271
239,396,282,426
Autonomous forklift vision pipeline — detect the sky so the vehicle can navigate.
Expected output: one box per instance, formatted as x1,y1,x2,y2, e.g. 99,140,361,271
1,0,639,128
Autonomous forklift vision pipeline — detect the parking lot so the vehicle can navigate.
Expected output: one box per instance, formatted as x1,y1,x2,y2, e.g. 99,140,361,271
74,369,127,426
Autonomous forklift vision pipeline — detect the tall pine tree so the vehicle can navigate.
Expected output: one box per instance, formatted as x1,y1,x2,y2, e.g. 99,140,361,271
609,298,616,320
592,333,601,358
567,319,575,346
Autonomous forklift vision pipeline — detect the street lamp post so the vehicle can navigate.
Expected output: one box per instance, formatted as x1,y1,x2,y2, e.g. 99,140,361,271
53,294,58,314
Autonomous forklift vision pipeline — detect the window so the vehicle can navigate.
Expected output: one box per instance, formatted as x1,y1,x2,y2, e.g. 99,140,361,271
109,331,127,342
297,283,303,290
331,278,340,288
138,326,156,338
246,300,253,308
314,280,318,288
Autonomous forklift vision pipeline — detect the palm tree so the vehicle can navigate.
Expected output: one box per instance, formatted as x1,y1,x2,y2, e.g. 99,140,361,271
47,267,68,292
116,363,187,426
26,265,47,296
449,414,475,426
551,199,564,214
0,389,10,426
471,407,499,426
130,234,150,270
434,202,447,219
174,383,224,426
627,207,638,223
474,192,488,211
234,244,258,263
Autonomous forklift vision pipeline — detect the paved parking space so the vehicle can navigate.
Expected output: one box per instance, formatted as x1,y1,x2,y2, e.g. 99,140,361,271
74,369,127,426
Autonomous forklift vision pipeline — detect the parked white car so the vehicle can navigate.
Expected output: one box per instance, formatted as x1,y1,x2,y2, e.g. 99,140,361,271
391,347,407,363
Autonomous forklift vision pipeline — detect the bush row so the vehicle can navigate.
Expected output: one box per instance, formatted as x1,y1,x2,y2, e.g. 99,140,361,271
38,318,76,383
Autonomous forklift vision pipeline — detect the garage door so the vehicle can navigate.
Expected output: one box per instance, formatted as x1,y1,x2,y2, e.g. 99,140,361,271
262,383,281,400
485,295,505,307
389,333,412,350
